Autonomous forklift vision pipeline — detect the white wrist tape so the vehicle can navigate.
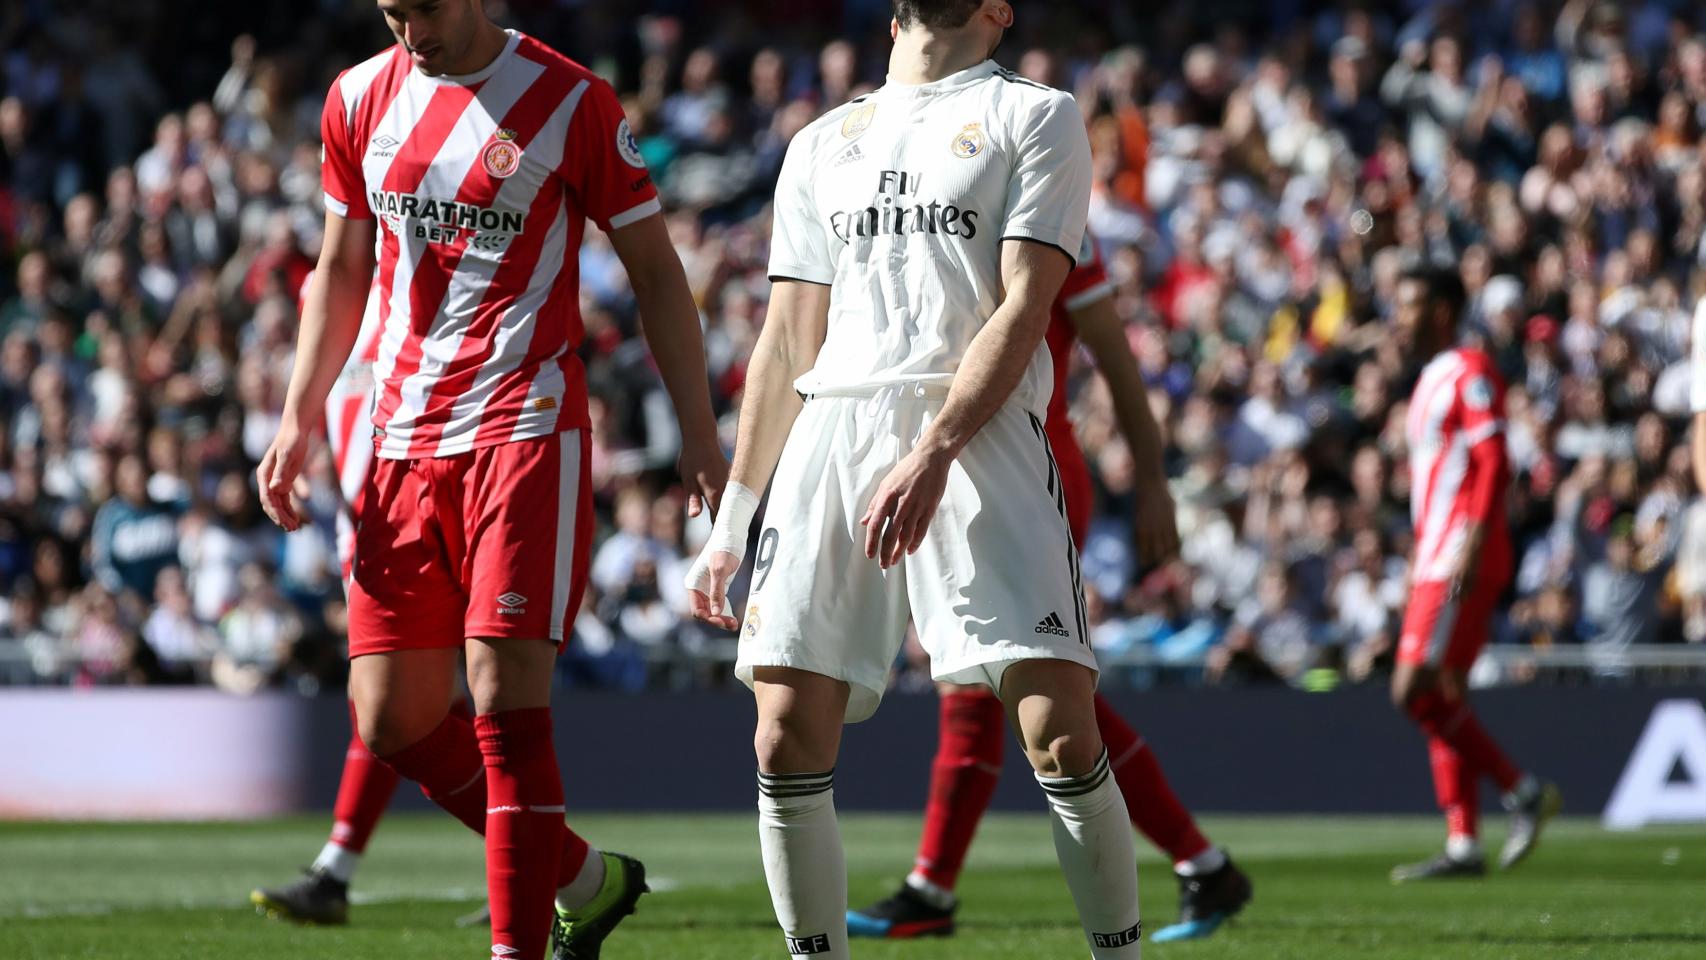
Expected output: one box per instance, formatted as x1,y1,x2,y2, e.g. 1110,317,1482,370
707,482,760,558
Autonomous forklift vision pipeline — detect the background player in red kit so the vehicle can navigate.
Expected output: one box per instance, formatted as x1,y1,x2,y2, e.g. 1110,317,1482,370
1387,266,1560,883
256,3,726,959
849,233,1251,943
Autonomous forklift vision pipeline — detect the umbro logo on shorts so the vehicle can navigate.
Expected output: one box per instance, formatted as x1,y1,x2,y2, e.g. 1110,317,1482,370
496,592,527,615
1034,612,1070,637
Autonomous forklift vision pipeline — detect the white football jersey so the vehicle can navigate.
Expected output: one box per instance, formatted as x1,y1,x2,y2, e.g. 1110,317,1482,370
767,60,1093,415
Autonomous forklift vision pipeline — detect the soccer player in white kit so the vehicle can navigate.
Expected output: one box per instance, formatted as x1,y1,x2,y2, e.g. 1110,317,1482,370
686,3,1143,957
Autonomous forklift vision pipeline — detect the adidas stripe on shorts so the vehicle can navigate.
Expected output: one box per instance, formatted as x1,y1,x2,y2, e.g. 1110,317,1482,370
735,391,1099,722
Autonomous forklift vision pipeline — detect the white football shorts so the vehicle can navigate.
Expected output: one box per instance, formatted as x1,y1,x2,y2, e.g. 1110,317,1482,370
735,388,1098,722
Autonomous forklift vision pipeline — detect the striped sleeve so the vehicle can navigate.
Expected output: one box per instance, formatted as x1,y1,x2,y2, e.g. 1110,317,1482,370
319,72,371,220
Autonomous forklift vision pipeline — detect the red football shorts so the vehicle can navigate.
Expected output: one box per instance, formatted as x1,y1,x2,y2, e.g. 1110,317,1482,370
1397,575,1503,673
346,430,593,657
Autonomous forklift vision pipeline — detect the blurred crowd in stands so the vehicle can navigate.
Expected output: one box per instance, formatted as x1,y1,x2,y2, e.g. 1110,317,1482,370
3,0,1706,695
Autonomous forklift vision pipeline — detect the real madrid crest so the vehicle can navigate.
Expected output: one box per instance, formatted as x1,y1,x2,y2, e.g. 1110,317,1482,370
841,102,876,139
483,128,521,179
952,123,984,159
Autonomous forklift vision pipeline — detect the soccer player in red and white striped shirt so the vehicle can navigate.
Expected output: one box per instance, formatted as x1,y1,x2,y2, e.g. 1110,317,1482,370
256,3,727,958
1388,266,1559,884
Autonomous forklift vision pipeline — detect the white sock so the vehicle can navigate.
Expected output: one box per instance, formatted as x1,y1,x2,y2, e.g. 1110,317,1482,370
311,842,359,884
757,769,847,958
555,847,607,913
1174,846,1227,877
1446,833,1482,861
903,871,956,910
1037,750,1143,959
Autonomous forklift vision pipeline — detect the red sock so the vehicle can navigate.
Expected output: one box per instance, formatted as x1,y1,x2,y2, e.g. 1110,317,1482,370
913,690,1007,889
1407,691,1522,794
376,704,591,892
329,701,401,853
379,709,489,834
477,708,567,960
1429,737,1479,839
1095,694,1211,864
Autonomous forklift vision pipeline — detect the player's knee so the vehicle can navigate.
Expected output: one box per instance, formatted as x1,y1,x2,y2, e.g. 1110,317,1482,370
356,708,420,758
753,714,832,775
1023,732,1101,780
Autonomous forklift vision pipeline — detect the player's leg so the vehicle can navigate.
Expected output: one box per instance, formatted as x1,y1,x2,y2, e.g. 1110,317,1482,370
848,681,1004,938
250,700,404,924
736,396,905,958
464,637,577,960
1004,660,1143,958
458,431,640,960
910,403,1139,955
1440,579,1562,870
1097,695,1251,942
1390,581,1558,881
753,667,853,959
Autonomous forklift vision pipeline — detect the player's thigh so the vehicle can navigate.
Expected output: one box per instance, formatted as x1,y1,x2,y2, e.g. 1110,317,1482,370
737,399,909,722
1396,580,1457,673
348,647,462,755
347,458,467,657
1440,576,1501,674
908,404,1098,694
460,431,592,648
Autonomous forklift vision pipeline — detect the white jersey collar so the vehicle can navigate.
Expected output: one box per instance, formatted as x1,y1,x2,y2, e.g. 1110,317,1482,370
878,59,1000,100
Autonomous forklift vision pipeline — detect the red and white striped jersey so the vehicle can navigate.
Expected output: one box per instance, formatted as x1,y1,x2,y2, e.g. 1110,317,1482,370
1405,347,1511,583
320,30,660,461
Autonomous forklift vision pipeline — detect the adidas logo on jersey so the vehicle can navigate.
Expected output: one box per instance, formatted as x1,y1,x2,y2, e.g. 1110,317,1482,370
832,143,865,168
1035,612,1070,637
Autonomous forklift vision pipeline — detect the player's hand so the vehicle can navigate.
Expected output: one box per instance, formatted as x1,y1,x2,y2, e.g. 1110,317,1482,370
684,547,742,631
1133,479,1182,568
679,438,729,519
861,446,952,569
257,422,313,532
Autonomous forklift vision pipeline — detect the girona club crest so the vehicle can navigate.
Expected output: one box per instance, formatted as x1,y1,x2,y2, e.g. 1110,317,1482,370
483,128,522,179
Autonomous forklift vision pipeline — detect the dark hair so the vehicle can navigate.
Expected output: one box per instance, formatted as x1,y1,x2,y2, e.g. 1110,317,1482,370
1398,262,1467,318
893,0,983,30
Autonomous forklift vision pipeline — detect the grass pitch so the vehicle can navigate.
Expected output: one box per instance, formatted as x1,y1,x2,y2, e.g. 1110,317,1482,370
1,813,1702,959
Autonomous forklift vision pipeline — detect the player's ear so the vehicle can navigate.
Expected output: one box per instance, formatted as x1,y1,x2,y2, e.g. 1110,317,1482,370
987,1,1014,29
890,18,900,41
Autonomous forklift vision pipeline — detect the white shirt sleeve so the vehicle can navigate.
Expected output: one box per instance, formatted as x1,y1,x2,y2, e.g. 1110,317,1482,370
1691,296,1706,412
766,129,834,285
1000,92,1093,265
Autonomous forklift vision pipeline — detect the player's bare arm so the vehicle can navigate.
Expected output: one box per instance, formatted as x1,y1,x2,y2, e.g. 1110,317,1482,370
258,212,377,532
1070,295,1181,566
862,238,1070,567
607,212,730,518
685,278,830,628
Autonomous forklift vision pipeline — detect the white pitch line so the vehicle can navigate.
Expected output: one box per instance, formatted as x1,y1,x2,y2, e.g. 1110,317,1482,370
1,877,680,921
